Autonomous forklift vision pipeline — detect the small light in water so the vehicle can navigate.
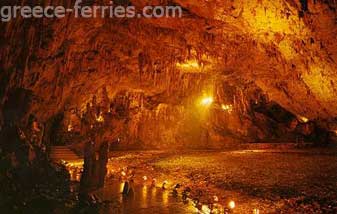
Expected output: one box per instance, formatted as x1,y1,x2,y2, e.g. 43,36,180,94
213,195,219,202
228,200,235,209
253,208,260,214
143,176,148,181
201,97,213,106
142,185,148,198
121,171,126,176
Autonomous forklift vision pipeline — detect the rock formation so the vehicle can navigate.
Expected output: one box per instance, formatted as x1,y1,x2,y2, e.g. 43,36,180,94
0,0,336,149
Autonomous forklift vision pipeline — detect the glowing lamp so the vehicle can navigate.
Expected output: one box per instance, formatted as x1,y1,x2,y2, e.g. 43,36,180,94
67,124,73,132
96,115,104,123
298,116,309,123
254,208,260,214
201,97,213,106
228,200,235,209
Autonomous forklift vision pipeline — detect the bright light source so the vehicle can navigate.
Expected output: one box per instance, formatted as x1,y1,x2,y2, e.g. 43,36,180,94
228,200,235,209
143,176,148,181
201,97,213,106
297,116,309,123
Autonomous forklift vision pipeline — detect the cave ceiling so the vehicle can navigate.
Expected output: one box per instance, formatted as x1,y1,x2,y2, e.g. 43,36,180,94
0,0,336,123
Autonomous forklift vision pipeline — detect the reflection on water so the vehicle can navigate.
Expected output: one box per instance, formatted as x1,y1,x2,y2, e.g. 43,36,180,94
96,181,198,214
63,163,256,214
95,180,262,214
162,189,169,206
141,186,148,207
63,161,249,214
94,180,258,214
151,187,157,199
63,155,264,213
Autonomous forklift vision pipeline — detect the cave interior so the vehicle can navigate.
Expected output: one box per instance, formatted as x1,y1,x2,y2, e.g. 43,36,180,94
0,0,337,213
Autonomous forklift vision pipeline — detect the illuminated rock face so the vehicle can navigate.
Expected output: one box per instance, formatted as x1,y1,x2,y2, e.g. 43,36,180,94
0,0,336,148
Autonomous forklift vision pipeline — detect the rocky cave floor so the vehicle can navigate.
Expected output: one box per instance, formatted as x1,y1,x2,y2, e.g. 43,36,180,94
67,147,337,213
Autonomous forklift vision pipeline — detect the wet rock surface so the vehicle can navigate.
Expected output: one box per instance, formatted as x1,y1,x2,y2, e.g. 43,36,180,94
104,149,337,213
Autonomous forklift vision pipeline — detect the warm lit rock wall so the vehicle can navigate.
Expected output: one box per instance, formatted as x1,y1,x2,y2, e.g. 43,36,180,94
0,0,336,148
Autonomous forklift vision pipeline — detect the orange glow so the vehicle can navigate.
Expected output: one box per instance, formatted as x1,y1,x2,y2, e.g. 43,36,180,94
162,180,169,189
142,185,148,201
96,114,104,123
228,200,235,209
201,97,214,106
151,178,157,187
221,104,233,113
201,205,211,214
254,208,260,214
119,183,125,193
67,124,73,132
298,116,309,123
176,59,200,70
162,189,169,206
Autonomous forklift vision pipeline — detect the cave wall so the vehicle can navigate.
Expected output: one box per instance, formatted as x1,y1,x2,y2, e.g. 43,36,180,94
0,0,336,148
